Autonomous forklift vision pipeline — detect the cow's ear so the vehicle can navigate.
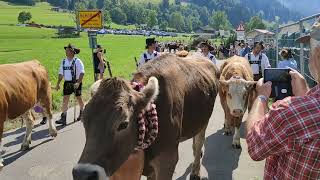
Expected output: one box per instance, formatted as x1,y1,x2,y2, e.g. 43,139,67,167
219,80,229,91
137,77,159,109
245,81,257,91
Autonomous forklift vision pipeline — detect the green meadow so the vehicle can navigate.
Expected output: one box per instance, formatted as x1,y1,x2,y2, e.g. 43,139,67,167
0,1,190,123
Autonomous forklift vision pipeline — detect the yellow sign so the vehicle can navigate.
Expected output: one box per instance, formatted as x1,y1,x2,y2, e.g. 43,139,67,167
78,10,103,29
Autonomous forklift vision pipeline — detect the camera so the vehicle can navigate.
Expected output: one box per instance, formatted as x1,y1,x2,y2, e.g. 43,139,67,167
264,68,293,100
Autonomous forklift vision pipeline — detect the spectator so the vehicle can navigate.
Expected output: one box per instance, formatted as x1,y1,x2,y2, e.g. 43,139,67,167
242,43,251,57
246,19,320,180
245,41,271,81
277,48,298,70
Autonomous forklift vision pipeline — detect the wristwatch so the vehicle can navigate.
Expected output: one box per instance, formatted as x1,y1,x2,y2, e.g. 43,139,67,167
257,95,268,103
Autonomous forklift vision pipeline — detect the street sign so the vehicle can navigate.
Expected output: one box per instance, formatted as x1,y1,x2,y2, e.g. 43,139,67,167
236,22,245,41
79,10,103,29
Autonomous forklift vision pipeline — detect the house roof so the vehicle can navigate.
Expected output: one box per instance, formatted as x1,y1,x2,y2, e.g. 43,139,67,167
253,29,275,35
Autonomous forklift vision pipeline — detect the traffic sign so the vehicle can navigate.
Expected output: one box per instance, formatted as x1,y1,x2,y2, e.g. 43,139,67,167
79,10,103,29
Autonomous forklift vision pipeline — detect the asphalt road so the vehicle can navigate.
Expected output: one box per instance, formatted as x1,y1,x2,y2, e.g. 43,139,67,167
0,60,265,180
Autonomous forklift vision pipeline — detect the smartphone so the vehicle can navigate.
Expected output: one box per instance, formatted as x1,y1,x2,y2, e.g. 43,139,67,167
264,68,293,100
103,49,106,54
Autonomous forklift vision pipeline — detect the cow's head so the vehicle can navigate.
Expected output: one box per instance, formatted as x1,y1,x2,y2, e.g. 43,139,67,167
220,76,256,117
73,77,159,180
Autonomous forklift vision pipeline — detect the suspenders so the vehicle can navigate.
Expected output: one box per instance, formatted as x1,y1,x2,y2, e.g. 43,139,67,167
144,52,158,63
63,58,77,83
248,53,263,78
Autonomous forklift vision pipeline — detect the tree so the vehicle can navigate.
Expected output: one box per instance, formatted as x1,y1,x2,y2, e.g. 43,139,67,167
96,0,105,9
104,10,112,26
110,7,127,24
18,11,32,24
161,0,169,10
147,10,158,29
209,11,231,30
246,16,266,32
169,12,185,32
175,0,181,5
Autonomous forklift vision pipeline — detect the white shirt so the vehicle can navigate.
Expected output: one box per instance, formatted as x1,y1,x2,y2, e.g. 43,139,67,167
59,57,85,81
138,51,160,67
245,52,270,75
203,52,217,64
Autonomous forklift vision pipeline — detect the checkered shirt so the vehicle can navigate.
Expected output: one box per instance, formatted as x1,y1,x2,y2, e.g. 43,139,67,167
247,85,320,180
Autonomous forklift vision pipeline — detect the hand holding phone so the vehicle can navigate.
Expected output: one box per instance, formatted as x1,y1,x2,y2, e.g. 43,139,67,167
264,68,293,100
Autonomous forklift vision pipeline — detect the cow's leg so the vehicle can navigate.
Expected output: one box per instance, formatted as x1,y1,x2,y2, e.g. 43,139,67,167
151,147,178,180
232,118,242,149
223,113,233,136
21,110,34,151
40,86,57,137
190,127,206,180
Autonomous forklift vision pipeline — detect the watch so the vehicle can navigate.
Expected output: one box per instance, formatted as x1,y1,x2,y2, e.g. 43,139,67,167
257,95,268,103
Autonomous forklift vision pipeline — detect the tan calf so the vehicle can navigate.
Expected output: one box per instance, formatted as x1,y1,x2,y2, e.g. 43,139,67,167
219,56,256,148
0,60,57,170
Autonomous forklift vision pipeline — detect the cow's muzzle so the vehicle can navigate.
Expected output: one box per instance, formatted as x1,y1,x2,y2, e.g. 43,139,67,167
232,109,244,117
73,164,109,180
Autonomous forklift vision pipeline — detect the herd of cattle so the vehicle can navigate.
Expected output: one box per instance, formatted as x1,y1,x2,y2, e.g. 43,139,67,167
0,53,258,180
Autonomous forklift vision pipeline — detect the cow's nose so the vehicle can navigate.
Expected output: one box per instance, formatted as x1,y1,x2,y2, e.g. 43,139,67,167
73,164,108,180
233,109,243,115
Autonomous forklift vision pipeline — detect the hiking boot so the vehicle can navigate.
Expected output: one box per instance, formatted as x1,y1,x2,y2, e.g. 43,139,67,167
76,110,83,122
55,112,67,126
39,117,47,125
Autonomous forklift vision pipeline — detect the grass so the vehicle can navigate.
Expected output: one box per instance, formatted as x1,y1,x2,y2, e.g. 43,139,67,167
0,1,74,26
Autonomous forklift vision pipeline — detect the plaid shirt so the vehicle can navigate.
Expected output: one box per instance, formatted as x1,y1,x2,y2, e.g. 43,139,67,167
247,85,320,180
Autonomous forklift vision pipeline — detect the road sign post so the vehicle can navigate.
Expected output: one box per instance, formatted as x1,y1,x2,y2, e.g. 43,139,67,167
78,10,103,81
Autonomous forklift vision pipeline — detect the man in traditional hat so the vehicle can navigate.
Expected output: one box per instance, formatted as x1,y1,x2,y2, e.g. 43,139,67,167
245,41,271,81
246,19,320,179
54,44,85,126
200,41,217,64
138,38,160,67
93,44,106,81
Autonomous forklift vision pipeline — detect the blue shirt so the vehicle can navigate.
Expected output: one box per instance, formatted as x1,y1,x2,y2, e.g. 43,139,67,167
277,58,298,70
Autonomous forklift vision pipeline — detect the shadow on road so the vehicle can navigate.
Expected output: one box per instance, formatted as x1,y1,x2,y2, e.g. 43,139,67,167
3,139,53,166
202,128,242,180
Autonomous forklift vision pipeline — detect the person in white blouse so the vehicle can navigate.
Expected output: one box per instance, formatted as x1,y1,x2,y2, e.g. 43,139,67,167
200,41,217,64
53,44,85,126
244,41,271,81
138,38,160,67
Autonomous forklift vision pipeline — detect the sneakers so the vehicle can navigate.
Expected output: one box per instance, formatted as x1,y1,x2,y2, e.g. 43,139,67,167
39,117,47,125
55,112,67,126
76,110,83,121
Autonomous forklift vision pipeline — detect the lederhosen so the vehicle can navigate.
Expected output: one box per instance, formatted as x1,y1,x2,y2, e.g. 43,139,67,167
248,53,263,81
63,58,82,96
143,52,158,63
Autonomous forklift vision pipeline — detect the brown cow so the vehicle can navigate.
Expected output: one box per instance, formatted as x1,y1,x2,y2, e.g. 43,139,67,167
89,80,144,180
73,54,220,180
0,60,58,170
219,56,256,149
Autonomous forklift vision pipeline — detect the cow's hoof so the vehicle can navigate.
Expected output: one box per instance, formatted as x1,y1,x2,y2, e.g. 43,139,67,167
21,143,30,151
223,130,232,136
0,162,3,171
232,144,242,149
190,174,201,180
49,129,58,138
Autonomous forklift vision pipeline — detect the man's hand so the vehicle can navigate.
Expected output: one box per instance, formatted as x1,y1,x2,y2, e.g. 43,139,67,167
55,84,60,91
256,78,272,98
74,83,80,90
289,70,308,96
98,62,104,70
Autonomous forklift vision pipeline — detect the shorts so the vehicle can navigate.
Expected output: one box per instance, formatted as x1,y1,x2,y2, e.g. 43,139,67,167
63,81,82,96
94,63,106,74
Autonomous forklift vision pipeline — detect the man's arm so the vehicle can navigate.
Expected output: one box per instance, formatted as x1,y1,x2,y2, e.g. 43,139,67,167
246,95,268,134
